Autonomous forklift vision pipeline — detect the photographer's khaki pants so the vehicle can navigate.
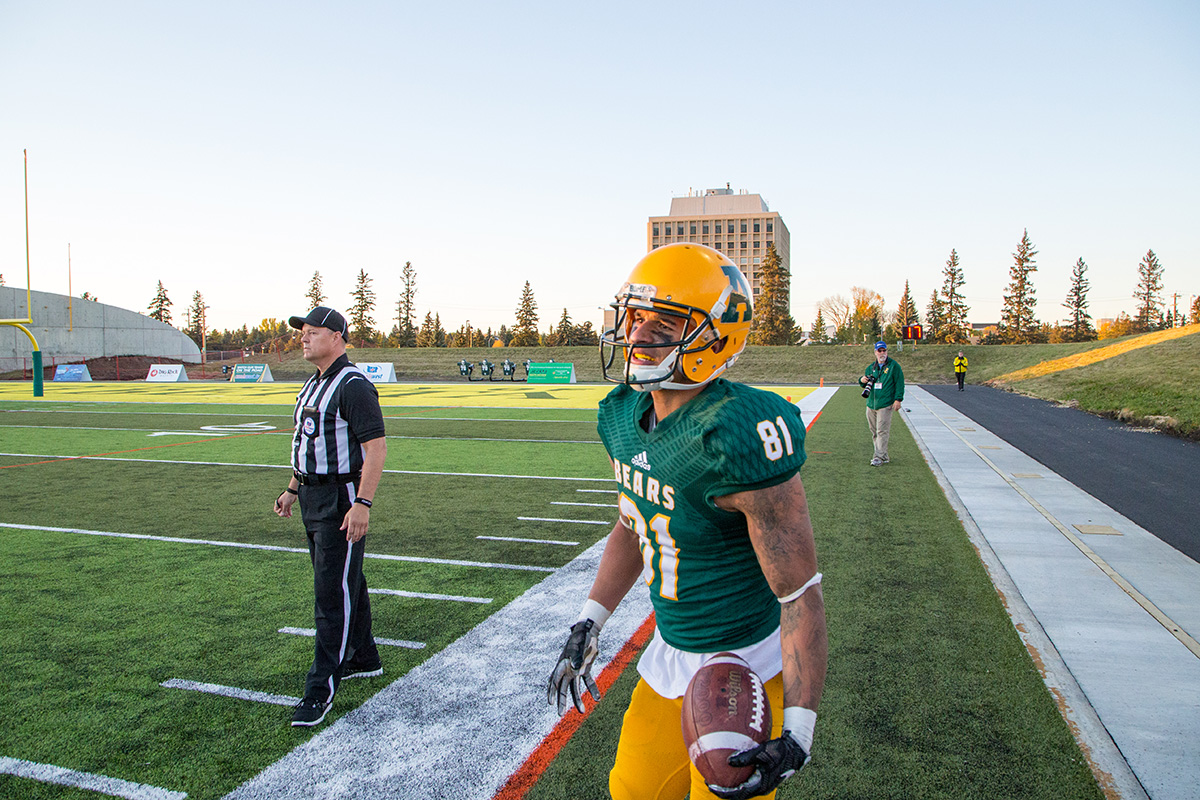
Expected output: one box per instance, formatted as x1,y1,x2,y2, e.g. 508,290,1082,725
866,405,894,461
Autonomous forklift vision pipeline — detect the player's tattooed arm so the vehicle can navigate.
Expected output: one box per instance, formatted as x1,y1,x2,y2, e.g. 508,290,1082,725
717,474,828,712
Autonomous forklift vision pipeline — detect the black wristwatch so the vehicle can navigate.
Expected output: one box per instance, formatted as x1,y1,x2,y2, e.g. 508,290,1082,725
353,497,373,508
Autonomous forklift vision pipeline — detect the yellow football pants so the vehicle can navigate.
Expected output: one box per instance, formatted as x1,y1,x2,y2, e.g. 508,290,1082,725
609,673,785,800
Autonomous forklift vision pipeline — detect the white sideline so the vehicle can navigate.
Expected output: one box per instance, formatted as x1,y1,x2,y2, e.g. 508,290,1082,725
0,756,186,800
160,679,299,707
0,522,555,573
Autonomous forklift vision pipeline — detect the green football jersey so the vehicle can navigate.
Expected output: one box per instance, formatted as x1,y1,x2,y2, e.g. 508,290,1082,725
597,379,807,652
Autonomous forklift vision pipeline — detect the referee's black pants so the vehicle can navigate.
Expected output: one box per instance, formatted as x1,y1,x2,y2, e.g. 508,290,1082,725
298,482,377,703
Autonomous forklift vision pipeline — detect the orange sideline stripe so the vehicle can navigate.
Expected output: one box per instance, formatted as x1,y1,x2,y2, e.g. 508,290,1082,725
492,613,656,800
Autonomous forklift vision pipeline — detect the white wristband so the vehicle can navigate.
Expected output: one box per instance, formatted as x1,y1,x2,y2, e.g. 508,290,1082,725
579,598,612,631
783,706,817,753
777,572,822,604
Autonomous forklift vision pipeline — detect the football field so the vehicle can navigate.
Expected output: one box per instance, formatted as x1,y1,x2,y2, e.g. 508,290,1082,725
0,382,1102,800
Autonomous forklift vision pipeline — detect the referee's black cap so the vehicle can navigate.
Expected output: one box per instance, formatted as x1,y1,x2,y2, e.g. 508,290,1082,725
289,306,349,341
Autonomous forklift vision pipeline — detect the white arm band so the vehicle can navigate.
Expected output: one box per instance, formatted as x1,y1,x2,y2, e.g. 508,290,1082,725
578,598,612,631
783,706,817,753
777,572,822,604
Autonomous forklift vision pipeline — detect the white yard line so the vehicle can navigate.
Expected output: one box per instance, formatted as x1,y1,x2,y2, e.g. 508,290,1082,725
278,628,425,650
551,501,613,507
476,535,579,546
0,756,187,800
517,516,610,526
0,522,555,573
160,679,299,707
368,588,492,604
0,452,609,482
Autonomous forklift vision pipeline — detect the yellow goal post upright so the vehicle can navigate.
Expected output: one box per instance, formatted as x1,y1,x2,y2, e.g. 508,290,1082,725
2,149,44,397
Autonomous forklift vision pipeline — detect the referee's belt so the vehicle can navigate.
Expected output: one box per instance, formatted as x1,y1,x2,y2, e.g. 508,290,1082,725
293,471,361,486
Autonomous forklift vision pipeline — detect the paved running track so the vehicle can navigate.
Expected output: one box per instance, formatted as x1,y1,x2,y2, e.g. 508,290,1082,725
923,384,1200,562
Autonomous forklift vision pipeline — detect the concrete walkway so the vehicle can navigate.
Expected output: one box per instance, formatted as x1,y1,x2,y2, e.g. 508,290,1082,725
903,386,1200,800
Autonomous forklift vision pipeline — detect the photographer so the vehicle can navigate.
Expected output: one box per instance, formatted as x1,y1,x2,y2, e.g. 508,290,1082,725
859,341,904,466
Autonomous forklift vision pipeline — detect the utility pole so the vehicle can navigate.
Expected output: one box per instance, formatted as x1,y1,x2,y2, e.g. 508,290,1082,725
1172,293,1181,327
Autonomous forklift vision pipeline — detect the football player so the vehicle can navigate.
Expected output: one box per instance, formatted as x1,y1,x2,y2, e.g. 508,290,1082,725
548,243,828,800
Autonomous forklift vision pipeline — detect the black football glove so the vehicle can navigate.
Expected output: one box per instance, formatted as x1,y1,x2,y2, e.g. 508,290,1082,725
547,619,601,715
708,731,811,799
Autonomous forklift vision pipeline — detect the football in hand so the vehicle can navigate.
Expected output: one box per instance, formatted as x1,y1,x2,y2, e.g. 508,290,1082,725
681,652,772,789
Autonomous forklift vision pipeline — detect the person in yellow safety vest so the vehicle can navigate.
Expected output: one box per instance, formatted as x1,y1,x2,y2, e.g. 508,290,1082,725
954,351,968,392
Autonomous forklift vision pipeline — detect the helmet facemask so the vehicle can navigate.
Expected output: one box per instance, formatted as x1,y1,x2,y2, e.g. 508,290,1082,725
601,289,725,392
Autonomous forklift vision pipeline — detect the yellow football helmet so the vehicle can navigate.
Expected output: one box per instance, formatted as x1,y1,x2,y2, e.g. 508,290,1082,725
601,243,753,391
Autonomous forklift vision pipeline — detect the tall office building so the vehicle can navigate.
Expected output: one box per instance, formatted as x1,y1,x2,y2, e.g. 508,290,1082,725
647,185,790,302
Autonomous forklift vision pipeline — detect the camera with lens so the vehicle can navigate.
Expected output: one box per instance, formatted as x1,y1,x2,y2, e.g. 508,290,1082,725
861,375,876,398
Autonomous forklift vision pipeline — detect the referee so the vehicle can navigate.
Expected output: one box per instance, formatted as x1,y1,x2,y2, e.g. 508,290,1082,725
274,306,388,727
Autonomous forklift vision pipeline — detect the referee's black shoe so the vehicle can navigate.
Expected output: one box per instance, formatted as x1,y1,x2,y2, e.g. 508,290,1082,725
291,696,332,727
341,653,383,681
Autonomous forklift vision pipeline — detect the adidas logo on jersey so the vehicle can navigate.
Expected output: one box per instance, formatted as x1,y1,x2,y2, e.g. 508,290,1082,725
631,451,652,471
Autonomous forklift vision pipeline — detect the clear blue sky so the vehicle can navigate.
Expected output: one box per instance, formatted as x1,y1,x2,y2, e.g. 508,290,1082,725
2,0,1197,335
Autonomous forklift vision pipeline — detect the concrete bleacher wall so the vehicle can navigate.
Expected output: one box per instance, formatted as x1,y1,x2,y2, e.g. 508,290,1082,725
0,286,201,372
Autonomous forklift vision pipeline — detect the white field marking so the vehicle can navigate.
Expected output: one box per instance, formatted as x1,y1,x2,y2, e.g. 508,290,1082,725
576,488,616,493
368,588,492,604
0,427,595,444
551,501,613,507
160,679,299,707
517,516,611,525
0,452,611,482
0,756,187,800
224,536,655,800
278,628,426,649
3,407,595,424
386,434,600,444
476,535,579,546
147,431,229,437
795,386,837,429
0,522,554,573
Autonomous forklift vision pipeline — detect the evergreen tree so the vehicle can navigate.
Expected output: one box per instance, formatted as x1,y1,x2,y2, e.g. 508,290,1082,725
497,324,512,346
1000,229,1040,343
147,281,173,324
433,313,447,347
896,281,919,327
1,274,6,285
306,270,325,310
1132,249,1165,332
511,281,541,347
396,261,418,347
553,308,574,346
925,289,947,343
416,311,436,347
80,292,99,301
941,250,971,343
185,291,209,347
348,269,377,346
1191,296,1200,326
749,244,795,345
809,309,828,343
1061,257,1095,342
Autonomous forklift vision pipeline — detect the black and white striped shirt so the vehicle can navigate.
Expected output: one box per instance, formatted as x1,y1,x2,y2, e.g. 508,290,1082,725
291,355,386,476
